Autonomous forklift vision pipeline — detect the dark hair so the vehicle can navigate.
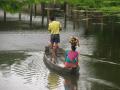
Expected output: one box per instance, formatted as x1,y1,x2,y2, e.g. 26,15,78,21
71,46,76,51
50,16,55,21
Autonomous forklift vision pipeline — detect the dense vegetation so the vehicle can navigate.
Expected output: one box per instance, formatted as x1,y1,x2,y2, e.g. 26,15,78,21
0,0,120,14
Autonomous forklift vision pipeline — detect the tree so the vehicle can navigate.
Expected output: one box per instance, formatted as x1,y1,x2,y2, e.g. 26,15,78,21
0,0,24,13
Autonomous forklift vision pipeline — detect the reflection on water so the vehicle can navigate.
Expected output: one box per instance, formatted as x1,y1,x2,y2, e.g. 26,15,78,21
80,55,120,90
48,72,59,90
47,72,79,90
0,51,49,90
47,72,62,90
64,79,77,90
0,51,26,65
63,76,78,90
93,28,120,62
0,15,120,90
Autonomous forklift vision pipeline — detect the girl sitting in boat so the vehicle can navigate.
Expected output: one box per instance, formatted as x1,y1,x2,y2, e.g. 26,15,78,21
64,36,80,69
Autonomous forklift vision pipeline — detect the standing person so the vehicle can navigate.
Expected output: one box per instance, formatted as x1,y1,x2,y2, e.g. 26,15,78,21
64,37,80,69
48,16,62,63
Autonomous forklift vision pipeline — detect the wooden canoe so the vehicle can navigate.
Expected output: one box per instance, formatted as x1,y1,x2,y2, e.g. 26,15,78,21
43,46,80,76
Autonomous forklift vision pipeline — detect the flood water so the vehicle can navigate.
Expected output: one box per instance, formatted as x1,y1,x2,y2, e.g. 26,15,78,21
0,12,120,90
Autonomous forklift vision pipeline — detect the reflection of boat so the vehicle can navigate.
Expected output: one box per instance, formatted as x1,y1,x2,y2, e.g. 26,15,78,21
64,76,78,90
43,46,80,76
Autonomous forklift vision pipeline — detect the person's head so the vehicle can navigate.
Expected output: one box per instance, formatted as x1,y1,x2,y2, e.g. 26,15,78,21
69,36,78,46
50,16,55,21
71,45,76,51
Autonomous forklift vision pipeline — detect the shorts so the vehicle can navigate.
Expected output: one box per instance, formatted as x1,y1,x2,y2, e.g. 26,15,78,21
50,34,60,43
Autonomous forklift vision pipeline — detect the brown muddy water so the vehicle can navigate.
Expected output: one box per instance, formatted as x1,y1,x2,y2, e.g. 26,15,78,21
0,13,120,90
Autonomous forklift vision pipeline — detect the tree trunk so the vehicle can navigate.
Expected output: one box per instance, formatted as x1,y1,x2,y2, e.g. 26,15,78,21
30,4,33,26
41,2,45,27
4,11,6,22
64,13,67,28
85,10,88,30
34,4,37,17
47,9,50,27
73,11,75,29
64,2,67,28
19,12,21,21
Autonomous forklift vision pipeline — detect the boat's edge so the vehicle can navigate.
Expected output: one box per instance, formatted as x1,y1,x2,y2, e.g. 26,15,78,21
43,51,80,76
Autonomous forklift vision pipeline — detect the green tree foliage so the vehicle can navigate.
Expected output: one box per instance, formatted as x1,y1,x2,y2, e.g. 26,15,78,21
99,0,120,13
0,0,40,13
72,0,120,13
103,0,120,7
0,0,24,13
0,0,119,13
